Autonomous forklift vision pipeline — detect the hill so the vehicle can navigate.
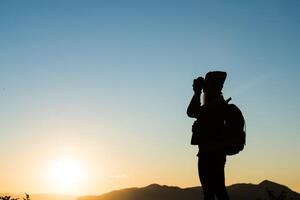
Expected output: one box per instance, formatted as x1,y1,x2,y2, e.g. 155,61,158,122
77,180,300,200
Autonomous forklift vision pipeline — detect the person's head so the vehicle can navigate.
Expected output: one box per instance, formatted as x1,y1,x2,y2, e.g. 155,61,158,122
203,71,227,103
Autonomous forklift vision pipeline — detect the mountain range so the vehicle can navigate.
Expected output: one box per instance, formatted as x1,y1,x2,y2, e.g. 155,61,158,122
77,180,300,200
2,180,299,200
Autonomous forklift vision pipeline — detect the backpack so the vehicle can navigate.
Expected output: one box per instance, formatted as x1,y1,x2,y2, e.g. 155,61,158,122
190,101,246,156
223,103,246,155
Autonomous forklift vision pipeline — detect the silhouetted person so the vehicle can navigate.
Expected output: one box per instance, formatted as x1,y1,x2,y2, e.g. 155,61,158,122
187,71,230,200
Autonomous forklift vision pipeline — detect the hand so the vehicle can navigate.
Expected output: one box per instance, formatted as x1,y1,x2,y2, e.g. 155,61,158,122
192,120,200,133
193,77,204,94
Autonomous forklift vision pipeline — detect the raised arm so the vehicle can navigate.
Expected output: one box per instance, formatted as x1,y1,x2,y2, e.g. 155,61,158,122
187,92,202,118
187,77,204,118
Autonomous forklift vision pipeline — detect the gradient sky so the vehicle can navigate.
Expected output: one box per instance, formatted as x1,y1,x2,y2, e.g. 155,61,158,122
0,0,300,196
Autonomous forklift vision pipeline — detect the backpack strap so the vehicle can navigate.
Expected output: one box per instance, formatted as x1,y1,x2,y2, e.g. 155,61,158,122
225,97,232,104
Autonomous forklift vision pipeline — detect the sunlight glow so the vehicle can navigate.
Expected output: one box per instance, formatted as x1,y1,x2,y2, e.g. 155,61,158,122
47,157,85,194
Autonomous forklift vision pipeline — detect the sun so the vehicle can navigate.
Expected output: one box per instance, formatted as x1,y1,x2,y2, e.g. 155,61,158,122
47,157,86,194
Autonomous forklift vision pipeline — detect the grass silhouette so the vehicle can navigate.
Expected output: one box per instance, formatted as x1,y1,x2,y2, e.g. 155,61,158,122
0,194,30,200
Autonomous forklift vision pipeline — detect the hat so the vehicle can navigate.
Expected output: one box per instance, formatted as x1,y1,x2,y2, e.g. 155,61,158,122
204,71,227,93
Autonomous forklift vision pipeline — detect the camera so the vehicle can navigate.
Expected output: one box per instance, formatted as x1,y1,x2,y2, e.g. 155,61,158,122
193,77,205,92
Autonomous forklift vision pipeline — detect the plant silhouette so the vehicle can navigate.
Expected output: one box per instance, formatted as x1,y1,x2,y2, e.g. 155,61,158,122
0,194,30,200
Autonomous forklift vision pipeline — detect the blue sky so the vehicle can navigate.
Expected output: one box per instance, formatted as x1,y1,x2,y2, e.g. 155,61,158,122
0,0,300,194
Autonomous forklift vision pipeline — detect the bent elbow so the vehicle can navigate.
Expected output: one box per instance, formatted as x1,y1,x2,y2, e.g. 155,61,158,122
186,109,195,118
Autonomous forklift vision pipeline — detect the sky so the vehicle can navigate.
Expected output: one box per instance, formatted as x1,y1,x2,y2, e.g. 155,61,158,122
0,0,300,196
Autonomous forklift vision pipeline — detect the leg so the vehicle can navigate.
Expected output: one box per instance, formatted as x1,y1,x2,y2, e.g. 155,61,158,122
213,158,230,200
198,158,215,200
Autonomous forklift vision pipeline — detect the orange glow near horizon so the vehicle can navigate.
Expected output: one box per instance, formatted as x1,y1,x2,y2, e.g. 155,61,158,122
47,158,84,193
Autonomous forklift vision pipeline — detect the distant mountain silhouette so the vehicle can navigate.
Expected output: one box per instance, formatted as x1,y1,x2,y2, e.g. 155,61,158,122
77,180,300,200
